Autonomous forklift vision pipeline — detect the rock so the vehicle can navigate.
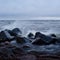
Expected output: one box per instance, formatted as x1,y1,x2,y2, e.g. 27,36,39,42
0,42,5,47
22,44,31,51
0,47,15,60
49,34,56,37
23,37,31,43
15,36,26,44
32,38,47,45
12,47,25,55
0,30,14,42
49,37,57,44
35,32,57,44
20,54,37,60
15,35,31,44
55,37,60,44
27,33,35,39
4,41,10,45
12,28,22,36
35,32,41,38
5,29,13,36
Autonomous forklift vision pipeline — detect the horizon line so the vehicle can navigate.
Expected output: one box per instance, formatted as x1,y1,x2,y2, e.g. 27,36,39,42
0,17,60,20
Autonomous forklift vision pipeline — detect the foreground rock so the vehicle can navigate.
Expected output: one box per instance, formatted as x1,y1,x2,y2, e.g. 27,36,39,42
49,34,57,37
33,32,58,45
0,30,14,42
12,28,22,36
0,28,60,60
32,38,47,45
27,33,35,39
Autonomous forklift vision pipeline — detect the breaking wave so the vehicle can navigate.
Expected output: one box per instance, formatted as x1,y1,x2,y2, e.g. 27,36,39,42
1,20,60,36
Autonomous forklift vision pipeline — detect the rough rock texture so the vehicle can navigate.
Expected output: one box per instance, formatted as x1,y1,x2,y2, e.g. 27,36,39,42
0,28,60,60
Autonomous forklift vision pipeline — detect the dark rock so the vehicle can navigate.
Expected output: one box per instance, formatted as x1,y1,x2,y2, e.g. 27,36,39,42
0,42,5,47
0,30,14,42
22,45,31,50
27,33,34,39
35,32,41,38
5,29,14,36
20,54,37,60
32,38,47,45
0,47,15,60
23,37,31,43
49,34,56,37
35,32,57,44
15,36,26,44
55,37,60,43
49,37,57,44
4,41,10,45
12,47,25,55
15,34,31,44
12,28,22,36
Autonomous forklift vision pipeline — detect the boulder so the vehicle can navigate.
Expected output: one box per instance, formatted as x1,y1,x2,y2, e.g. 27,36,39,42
5,29,14,36
32,38,47,45
22,43,32,51
20,54,37,60
0,30,14,42
12,47,25,55
35,32,57,44
35,32,41,38
12,28,22,36
15,36,26,44
49,37,58,44
49,34,56,37
54,37,60,44
27,33,35,39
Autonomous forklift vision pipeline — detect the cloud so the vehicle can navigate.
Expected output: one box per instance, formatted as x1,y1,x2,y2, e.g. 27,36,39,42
0,0,60,19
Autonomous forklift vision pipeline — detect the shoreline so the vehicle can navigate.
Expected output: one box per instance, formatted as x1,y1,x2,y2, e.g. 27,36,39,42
0,28,60,60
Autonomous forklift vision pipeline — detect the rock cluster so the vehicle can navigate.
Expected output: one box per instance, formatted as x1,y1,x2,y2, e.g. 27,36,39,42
0,28,60,60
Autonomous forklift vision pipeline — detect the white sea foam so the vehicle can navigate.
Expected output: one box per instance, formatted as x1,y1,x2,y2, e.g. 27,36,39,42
1,20,60,36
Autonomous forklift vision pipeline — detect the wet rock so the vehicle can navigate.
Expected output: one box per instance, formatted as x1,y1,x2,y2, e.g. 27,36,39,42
15,34,31,44
12,28,22,36
12,47,25,55
32,38,47,45
27,33,35,39
0,30,14,42
0,44,26,60
0,47,15,60
22,37,31,43
35,32,57,44
49,34,56,37
15,36,26,44
49,37,57,44
0,28,60,60
28,44,60,56
22,44,31,51
5,29,13,36
0,42,5,47
55,37,60,43
35,32,41,38
4,41,10,45
20,54,37,60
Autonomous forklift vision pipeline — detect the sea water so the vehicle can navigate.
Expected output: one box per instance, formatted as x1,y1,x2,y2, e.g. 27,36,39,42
0,20,60,36
0,20,60,52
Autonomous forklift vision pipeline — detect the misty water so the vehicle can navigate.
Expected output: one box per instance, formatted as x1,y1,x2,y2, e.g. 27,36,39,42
1,20,60,36
0,20,60,53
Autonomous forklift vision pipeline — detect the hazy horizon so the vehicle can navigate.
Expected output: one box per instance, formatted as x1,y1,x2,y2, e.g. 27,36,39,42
0,0,60,20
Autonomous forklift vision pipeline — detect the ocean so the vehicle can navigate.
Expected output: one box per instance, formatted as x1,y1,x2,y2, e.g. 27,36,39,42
0,20,60,36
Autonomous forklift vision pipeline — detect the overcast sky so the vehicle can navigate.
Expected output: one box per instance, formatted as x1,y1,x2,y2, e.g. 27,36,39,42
0,0,60,19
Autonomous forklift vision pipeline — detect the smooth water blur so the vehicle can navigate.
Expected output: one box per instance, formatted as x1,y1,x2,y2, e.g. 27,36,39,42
0,20,60,36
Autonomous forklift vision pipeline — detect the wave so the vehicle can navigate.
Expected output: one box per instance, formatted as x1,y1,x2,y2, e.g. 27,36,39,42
1,20,60,36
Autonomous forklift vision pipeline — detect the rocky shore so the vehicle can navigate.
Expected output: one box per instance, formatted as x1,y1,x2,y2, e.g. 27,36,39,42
0,28,60,60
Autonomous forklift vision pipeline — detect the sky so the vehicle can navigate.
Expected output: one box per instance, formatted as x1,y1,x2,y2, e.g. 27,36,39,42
0,0,60,20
